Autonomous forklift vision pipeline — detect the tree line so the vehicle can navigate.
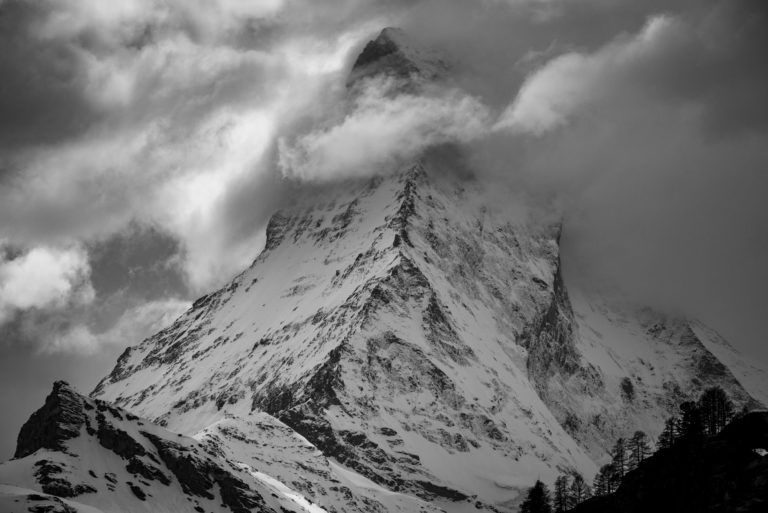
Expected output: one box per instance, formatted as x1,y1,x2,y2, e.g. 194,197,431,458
520,386,738,513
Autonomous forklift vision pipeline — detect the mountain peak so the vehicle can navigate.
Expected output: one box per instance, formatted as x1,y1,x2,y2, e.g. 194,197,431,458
85,154,767,510
14,381,85,459
348,27,448,87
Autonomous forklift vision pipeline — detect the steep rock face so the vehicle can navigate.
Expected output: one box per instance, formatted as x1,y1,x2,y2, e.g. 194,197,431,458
15,381,87,459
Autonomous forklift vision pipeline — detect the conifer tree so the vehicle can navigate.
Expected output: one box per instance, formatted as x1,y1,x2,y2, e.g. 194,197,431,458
569,472,590,507
679,401,704,439
594,463,619,496
629,430,651,469
658,416,679,450
553,474,570,513
521,480,552,513
612,438,627,479
698,386,734,436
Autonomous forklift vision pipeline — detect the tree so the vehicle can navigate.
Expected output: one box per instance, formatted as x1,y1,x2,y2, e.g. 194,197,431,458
698,387,734,436
553,474,570,513
612,438,627,479
658,416,679,450
521,480,552,513
679,401,704,439
629,431,651,469
594,463,618,496
569,472,591,507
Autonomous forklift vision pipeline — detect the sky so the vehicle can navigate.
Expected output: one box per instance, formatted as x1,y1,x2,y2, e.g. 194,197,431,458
1,0,767,458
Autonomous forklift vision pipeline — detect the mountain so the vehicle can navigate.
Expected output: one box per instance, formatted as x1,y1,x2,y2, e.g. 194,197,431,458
571,411,768,513
87,149,766,510
2,28,767,513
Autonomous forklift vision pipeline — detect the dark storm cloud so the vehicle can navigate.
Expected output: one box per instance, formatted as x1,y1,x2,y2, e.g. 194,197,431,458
0,1,99,150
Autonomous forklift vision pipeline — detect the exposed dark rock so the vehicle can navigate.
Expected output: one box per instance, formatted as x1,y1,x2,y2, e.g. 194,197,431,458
142,432,215,500
24,493,78,513
415,480,469,501
523,261,580,389
348,28,447,86
142,432,265,513
126,457,171,485
95,412,146,460
128,482,146,501
15,382,86,459
34,460,97,498
352,28,404,70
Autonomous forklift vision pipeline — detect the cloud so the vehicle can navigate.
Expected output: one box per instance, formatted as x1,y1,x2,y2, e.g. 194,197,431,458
457,0,768,365
0,0,767,367
40,297,190,354
496,15,677,134
278,77,492,180
496,1,768,138
0,245,93,323
0,0,382,292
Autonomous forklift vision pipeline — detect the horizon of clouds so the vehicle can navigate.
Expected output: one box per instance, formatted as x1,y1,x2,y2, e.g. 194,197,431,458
0,0,765,366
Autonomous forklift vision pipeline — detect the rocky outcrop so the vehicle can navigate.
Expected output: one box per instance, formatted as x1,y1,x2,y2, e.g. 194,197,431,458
2,382,309,513
15,381,86,459
347,27,448,88
523,260,580,393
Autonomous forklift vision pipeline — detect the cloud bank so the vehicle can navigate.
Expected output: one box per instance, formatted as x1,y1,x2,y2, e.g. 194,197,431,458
0,0,766,366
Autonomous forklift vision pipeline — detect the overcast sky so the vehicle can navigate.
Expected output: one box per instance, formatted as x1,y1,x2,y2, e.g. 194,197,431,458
1,0,767,458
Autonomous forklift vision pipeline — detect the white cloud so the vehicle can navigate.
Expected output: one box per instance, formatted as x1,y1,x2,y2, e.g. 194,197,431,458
41,297,191,354
0,245,93,323
278,77,492,180
0,5,372,292
496,15,677,134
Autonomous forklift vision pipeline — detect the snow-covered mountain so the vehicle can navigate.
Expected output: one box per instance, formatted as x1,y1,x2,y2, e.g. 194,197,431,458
0,381,329,513
2,28,766,513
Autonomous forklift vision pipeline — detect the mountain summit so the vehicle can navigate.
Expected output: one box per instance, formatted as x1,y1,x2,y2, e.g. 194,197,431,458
347,27,449,87
2,29,767,513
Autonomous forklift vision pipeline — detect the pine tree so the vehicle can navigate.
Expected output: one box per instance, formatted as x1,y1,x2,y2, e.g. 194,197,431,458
612,438,627,479
594,463,618,496
658,416,679,450
679,401,704,439
569,472,590,507
553,474,570,513
629,430,651,469
521,480,553,513
698,387,734,436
